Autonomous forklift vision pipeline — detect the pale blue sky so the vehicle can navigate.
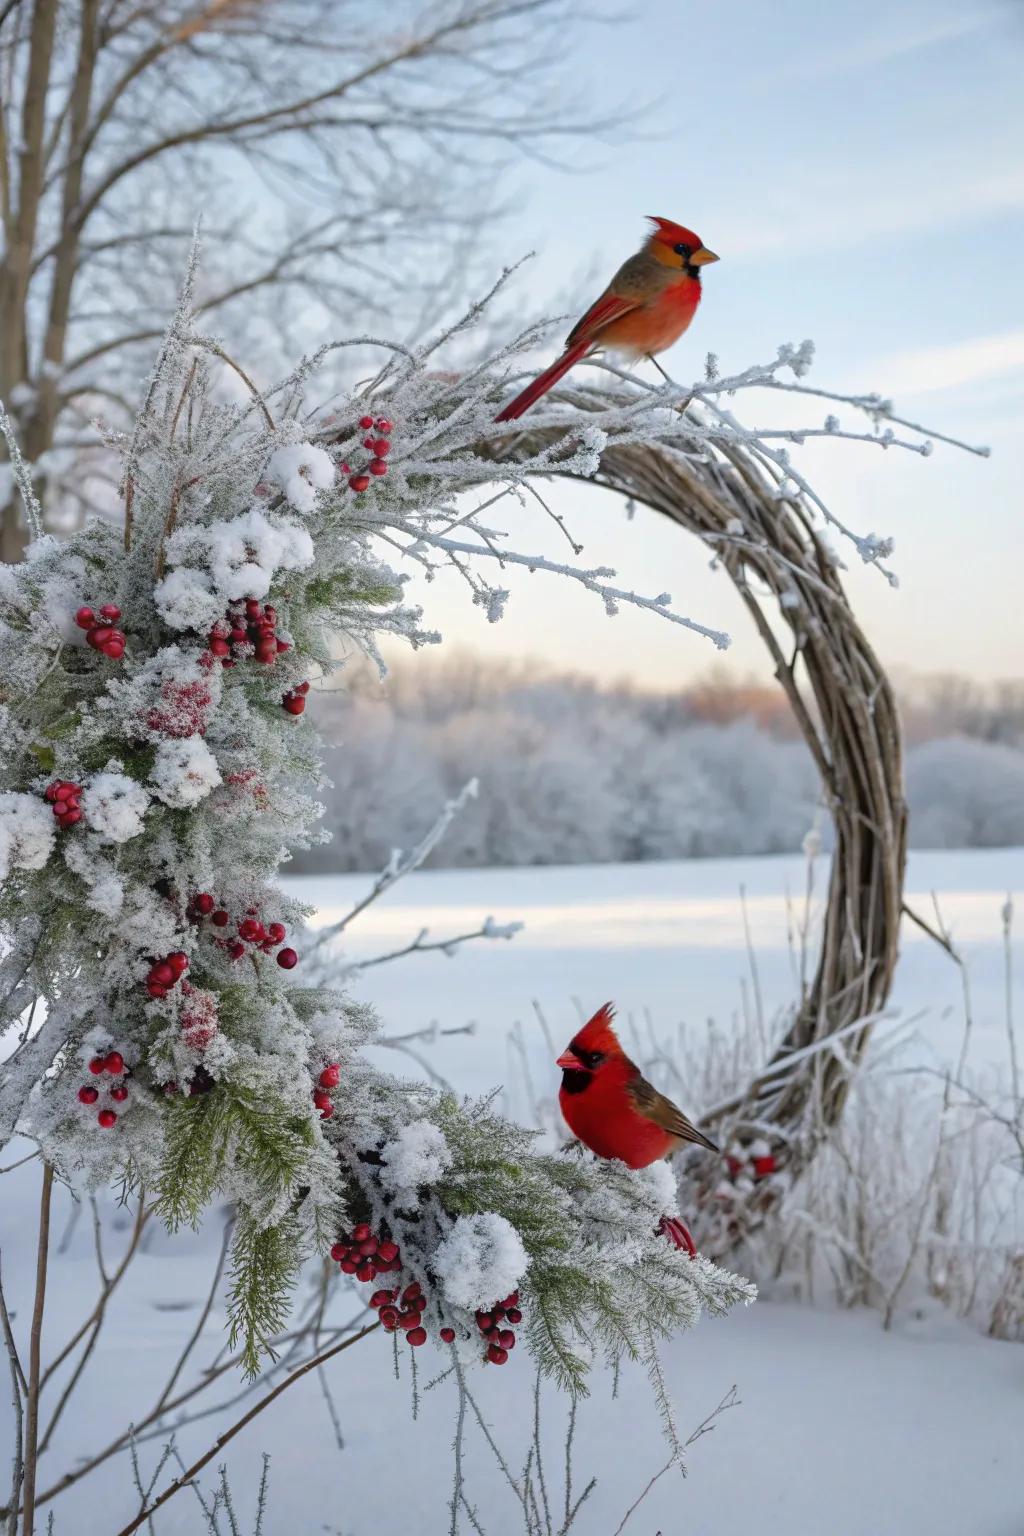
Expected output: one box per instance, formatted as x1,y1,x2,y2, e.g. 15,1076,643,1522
391,0,1024,687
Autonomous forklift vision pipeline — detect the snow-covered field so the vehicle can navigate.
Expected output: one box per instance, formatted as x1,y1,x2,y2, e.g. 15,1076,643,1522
2,848,1021,1535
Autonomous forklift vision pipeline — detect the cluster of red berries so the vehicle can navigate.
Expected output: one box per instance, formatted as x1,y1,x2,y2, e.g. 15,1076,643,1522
330,1225,429,1346
75,603,126,660
145,950,189,999
332,1225,402,1279
188,893,298,969
78,1049,129,1127
208,599,289,668
725,1147,776,1181
342,415,394,494
312,1060,340,1120
473,1291,522,1366
282,680,310,716
43,779,84,829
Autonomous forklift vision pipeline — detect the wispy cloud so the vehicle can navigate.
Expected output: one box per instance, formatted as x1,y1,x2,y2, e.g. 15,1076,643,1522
794,5,1012,78
871,328,1024,396
715,164,1024,260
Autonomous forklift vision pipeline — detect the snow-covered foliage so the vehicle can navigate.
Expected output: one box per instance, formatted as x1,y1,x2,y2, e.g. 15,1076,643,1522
0,263,768,1385
300,668,1024,871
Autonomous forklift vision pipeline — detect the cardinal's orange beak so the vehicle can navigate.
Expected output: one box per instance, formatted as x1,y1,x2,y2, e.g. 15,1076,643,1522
689,246,719,265
556,1049,579,1070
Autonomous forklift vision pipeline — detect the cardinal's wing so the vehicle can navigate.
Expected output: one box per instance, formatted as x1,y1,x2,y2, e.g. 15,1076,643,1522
627,1071,719,1154
564,290,642,350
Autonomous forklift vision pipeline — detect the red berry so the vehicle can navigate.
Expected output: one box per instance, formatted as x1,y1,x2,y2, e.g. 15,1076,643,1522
501,1292,519,1308
476,1313,493,1333
400,1310,423,1330
276,947,298,969
369,1289,393,1309
99,604,121,621
104,1051,125,1075
87,625,113,650
254,640,277,664
146,981,168,999
341,1258,358,1274
505,1307,522,1324
330,1242,348,1261
348,474,370,493
102,640,125,660
363,435,377,450
111,1084,129,1103
227,940,246,961
88,1057,105,1075
359,415,374,429
376,418,393,433
499,1329,515,1349
275,638,290,653
78,1086,99,1104
212,909,230,927
296,681,310,696
312,1088,332,1111
319,1063,341,1089
266,922,287,945
264,606,277,623
75,606,95,629
238,919,262,942
356,1262,376,1283
352,1223,371,1241
407,1326,427,1347
245,599,262,619
194,893,215,915
44,784,60,802
150,962,174,986
402,1281,422,1302
439,1327,456,1343
357,1236,378,1256
58,809,82,828
282,694,305,716
319,1101,335,1119
97,1109,117,1128
167,951,189,977
380,1306,400,1329
377,1240,399,1263
487,1344,509,1365
209,636,231,657
373,439,391,456
368,458,388,477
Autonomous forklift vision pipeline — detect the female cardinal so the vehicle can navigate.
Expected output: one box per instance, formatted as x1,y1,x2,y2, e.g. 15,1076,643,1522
495,216,718,423
557,1003,718,1255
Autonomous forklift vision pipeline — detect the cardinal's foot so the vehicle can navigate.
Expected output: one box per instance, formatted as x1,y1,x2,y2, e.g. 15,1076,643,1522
658,1214,696,1258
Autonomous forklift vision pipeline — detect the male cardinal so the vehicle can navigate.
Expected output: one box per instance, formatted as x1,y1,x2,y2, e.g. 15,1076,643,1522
557,1003,718,1256
494,216,718,423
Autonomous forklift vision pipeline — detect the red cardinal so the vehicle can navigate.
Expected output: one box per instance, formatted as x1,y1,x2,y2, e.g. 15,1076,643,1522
557,1003,718,1256
495,216,718,423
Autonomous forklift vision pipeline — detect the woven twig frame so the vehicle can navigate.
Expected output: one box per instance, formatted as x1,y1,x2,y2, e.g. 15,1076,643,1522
487,392,907,1238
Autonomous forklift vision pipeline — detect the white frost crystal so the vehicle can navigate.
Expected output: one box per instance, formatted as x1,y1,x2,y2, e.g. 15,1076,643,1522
0,792,56,879
153,567,223,632
82,773,150,843
432,1212,528,1311
267,442,335,514
379,1120,452,1208
165,508,314,602
150,736,222,808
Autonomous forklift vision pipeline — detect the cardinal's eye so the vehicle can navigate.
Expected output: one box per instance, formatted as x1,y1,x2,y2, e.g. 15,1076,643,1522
673,242,691,259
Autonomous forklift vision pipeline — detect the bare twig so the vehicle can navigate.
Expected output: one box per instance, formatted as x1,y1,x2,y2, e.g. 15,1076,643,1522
21,1162,53,1536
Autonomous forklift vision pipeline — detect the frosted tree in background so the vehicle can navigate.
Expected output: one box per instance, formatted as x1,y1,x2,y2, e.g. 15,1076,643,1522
0,0,612,556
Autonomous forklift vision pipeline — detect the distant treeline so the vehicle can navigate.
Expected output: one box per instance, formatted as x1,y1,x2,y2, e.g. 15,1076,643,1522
294,657,1024,871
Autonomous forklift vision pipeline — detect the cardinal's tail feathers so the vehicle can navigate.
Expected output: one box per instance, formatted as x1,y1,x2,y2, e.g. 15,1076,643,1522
494,340,590,423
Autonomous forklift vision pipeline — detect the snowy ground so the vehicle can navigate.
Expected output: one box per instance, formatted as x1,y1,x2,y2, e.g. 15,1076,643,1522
2,848,1022,1535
